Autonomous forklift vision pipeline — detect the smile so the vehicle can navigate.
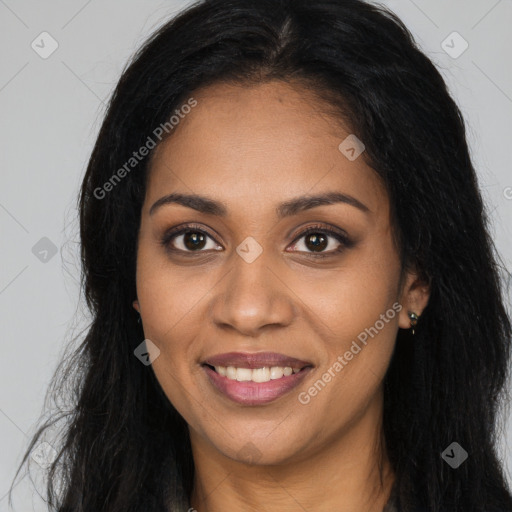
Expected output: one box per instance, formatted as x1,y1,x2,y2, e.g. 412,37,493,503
201,352,313,405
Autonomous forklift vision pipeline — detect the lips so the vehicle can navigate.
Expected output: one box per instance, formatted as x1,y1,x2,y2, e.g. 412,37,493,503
201,351,314,405
203,351,313,370
203,365,312,405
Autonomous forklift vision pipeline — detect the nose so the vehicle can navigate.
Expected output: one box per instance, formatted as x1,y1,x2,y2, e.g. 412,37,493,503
210,249,296,337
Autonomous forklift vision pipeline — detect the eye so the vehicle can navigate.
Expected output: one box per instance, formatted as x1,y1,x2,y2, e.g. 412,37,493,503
288,224,351,256
161,224,222,253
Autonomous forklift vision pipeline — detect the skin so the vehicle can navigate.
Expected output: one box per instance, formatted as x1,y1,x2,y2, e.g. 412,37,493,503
133,80,430,512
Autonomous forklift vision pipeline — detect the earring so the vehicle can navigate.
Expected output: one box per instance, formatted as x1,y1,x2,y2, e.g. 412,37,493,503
137,313,141,325
408,311,419,335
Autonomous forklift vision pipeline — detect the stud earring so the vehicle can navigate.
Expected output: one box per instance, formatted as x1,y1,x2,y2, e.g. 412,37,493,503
408,311,419,335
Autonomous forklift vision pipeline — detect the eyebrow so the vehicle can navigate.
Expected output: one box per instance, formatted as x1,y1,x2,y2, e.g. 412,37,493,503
149,191,371,218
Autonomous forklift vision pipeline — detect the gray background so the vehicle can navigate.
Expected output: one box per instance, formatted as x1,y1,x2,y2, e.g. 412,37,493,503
1,0,511,509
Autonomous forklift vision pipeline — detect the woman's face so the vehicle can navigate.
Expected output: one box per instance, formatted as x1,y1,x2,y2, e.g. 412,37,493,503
134,80,427,466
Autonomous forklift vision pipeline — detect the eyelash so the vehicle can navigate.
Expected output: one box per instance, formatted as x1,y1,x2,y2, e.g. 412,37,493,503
160,223,352,258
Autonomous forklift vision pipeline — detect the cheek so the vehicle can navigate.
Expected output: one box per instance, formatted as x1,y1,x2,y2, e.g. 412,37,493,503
134,250,208,408
290,253,401,347
297,312,397,425
290,250,400,401
135,244,214,344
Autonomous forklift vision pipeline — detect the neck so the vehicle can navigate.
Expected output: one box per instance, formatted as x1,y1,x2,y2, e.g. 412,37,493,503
188,389,395,512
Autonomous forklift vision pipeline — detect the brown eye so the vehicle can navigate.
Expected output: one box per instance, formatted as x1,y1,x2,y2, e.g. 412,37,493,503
304,233,328,252
288,225,352,256
161,225,222,253
183,231,208,251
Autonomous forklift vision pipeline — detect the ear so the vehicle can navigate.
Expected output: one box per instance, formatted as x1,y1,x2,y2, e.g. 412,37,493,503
132,300,140,314
397,269,431,330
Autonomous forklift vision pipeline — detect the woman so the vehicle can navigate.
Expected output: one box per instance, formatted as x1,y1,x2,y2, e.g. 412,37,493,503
12,0,512,510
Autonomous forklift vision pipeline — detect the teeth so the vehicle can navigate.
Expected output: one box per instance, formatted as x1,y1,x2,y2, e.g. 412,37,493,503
213,365,302,382
270,366,283,379
250,367,270,383
236,368,252,381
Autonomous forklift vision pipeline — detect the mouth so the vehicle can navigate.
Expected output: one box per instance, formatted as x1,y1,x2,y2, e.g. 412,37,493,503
202,363,310,382
201,352,314,405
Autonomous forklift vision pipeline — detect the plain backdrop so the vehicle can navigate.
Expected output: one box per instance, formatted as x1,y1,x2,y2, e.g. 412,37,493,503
1,0,511,509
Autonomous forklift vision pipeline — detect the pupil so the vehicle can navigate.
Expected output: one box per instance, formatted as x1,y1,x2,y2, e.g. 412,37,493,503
306,233,327,252
184,232,206,250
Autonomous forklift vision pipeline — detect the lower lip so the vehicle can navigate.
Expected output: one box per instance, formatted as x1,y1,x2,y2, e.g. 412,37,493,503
202,365,313,405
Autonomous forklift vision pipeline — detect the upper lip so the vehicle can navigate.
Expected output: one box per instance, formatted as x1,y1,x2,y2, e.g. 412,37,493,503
203,352,313,370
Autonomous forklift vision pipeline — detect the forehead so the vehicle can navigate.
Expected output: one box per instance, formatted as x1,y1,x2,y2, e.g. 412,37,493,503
145,81,387,218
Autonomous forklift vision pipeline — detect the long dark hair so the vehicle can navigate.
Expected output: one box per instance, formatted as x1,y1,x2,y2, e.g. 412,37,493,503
10,0,512,510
